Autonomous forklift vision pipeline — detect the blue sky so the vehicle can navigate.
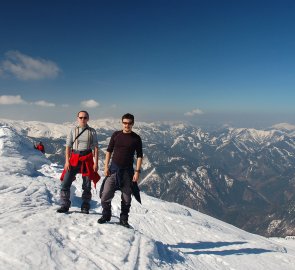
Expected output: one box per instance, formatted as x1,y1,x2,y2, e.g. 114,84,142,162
0,0,295,128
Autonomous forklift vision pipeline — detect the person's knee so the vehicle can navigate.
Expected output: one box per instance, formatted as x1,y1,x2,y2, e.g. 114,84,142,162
62,173,75,188
121,193,132,205
101,194,113,204
60,183,71,191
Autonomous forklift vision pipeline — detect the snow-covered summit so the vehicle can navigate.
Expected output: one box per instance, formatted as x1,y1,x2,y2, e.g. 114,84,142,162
0,124,295,269
224,128,284,145
271,123,295,137
272,123,295,131
0,124,49,176
0,118,71,138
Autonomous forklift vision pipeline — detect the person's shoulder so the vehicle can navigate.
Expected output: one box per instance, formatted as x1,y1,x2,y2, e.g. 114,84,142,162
112,130,122,137
68,126,78,133
87,126,97,132
131,131,141,139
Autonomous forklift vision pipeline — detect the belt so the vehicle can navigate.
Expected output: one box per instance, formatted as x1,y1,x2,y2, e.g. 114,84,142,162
72,149,92,156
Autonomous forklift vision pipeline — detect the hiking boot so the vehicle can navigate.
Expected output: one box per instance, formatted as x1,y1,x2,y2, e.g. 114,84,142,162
119,219,131,228
81,208,89,214
97,216,111,224
56,206,69,213
81,202,90,214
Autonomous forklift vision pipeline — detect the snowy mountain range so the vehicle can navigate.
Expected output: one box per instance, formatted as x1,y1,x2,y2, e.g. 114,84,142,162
1,120,295,269
1,118,294,238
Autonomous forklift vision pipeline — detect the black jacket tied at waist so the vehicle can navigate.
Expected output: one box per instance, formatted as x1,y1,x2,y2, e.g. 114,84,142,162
110,162,134,189
99,162,142,204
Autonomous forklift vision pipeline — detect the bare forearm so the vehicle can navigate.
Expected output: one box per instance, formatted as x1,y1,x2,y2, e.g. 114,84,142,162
104,151,111,176
65,146,71,163
93,146,99,165
104,151,111,170
64,146,71,170
135,157,142,171
133,157,143,182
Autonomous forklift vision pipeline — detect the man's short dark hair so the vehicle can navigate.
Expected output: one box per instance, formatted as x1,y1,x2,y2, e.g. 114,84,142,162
77,111,89,118
122,113,134,123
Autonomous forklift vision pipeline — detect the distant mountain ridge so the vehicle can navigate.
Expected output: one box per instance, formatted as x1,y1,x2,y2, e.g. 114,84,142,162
1,118,294,237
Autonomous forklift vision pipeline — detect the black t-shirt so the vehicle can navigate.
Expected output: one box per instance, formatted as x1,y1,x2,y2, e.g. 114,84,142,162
107,131,143,167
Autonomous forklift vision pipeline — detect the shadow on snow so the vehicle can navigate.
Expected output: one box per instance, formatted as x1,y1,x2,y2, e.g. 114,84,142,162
169,241,274,256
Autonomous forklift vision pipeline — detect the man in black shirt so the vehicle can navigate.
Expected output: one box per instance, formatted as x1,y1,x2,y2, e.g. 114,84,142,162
98,113,143,227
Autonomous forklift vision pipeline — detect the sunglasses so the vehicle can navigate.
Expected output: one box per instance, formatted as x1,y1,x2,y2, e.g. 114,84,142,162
78,117,88,120
122,122,133,126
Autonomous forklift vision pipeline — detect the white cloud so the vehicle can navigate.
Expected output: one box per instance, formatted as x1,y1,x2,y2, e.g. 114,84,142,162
111,104,117,108
0,95,26,105
61,104,70,108
1,50,60,80
34,100,56,107
0,94,56,108
184,108,204,116
81,99,100,108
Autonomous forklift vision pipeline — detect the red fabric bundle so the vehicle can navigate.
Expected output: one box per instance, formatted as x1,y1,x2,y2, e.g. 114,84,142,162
60,152,100,188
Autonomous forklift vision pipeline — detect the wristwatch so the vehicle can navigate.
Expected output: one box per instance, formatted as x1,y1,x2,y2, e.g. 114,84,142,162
135,169,141,173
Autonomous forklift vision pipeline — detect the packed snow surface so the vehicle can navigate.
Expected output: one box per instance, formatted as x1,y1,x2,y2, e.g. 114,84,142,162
0,124,295,270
